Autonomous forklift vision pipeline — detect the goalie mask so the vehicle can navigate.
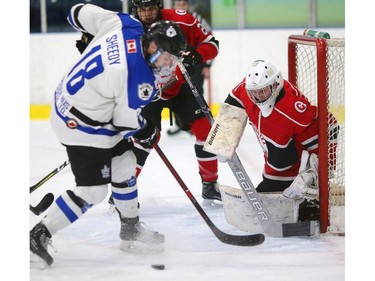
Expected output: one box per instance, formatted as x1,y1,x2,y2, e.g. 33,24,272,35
245,60,284,117
143,21,187,83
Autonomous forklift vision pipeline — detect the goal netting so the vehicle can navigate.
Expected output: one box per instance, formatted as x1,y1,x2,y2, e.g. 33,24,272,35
288,34,345,234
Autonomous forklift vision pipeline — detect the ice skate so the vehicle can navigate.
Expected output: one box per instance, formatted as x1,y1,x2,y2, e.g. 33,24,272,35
202,181,223,207
119,216,164,253
30,222,54,269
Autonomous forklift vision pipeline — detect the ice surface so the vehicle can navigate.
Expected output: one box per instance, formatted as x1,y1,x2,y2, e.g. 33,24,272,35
29,120,345,281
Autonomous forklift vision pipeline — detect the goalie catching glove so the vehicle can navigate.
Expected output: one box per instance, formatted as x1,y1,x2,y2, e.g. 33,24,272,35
283,152,319,201
132,119,160,149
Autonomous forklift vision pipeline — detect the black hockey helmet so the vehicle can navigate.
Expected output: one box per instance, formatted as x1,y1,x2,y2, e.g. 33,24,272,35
143,20,187,61
143,21,187,82
132,0,161,9
132,0,162,28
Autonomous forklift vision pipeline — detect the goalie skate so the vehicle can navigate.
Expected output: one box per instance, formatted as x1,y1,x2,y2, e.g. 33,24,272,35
202,181,223,208
119,217,165,253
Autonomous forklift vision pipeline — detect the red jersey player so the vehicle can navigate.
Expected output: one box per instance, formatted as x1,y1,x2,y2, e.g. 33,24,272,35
129,0,221,201
205,60,338,220
227,60,319,192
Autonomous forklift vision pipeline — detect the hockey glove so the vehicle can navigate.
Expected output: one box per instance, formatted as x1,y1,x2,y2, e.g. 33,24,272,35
133,119,160,149
182,46,202,75
283,153,319,201
76,32,94,54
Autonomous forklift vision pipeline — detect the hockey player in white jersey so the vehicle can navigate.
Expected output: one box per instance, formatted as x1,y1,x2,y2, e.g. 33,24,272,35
30,3,187,268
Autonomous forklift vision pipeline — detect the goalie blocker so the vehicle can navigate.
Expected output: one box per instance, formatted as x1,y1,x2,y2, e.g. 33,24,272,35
203,103,248,161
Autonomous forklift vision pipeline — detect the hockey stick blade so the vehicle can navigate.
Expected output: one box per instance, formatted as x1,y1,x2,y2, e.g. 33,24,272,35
154,144,265,246
211,222,265,246
30,160,70,193
30,193,54,215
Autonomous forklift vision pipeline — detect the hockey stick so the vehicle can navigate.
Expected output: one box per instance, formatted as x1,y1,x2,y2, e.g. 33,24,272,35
30,160,70,194
30,193,55,215
177,61,315,237
153,143,265,246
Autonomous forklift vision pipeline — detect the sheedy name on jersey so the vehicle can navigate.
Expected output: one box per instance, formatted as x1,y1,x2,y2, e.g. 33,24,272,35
106,34,121,65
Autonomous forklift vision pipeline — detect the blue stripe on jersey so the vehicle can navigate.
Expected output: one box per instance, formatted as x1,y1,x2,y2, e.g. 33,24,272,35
56,196,79,223
67,3,86,32
67,6,81,32
112,189,138,201
67,13,79,31
117,13,157,109
54,100,119,136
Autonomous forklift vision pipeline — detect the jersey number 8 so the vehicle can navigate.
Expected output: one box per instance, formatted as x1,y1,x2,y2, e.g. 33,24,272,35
66,45,104,95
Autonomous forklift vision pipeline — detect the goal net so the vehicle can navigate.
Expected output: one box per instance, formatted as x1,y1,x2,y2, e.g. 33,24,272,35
288,33,345,234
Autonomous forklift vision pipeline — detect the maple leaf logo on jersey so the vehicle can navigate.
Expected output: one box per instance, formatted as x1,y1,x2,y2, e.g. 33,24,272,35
294,101,307,113
138,83,154,100
101,165,110,179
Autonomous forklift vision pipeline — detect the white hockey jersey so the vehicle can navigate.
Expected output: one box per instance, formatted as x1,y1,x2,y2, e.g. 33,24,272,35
50,4,157,148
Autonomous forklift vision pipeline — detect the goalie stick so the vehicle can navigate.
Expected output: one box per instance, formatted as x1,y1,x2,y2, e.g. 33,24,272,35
177,61,315,237
153,143,265,246
30,193,55,215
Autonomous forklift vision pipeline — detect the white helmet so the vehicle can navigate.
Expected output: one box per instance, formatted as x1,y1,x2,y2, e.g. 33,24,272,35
245,60,283,117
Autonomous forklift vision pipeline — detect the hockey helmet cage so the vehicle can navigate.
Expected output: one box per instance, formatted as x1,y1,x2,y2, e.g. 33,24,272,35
245,60,283,117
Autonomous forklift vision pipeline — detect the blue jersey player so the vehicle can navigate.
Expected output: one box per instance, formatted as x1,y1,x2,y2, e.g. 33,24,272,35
30,3,186,268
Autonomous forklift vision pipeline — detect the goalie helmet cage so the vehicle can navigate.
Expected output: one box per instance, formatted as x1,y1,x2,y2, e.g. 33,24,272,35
288,34,345,234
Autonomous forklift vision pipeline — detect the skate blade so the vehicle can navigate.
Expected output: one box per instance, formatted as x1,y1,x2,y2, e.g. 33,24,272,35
202,199,223,208
30,252,49,270
120,240,165,254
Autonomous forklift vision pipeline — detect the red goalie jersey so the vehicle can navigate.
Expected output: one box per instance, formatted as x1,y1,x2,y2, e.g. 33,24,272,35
226,78,332,182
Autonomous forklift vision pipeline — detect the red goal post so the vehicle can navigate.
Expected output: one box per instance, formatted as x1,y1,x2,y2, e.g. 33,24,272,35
288,34,345,234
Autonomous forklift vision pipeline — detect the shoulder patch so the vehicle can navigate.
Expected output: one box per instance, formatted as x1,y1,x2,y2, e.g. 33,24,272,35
138,83,154,101
294,101,307,113
126,39,137,53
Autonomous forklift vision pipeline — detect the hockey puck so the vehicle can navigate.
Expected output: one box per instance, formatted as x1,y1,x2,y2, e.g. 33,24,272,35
151,264,165,270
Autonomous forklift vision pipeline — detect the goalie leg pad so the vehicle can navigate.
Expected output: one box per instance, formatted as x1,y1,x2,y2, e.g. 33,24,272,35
203,103,248,161
220,185,301,233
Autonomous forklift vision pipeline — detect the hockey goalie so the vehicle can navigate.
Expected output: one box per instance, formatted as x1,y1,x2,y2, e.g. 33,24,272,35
204,60,339,233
